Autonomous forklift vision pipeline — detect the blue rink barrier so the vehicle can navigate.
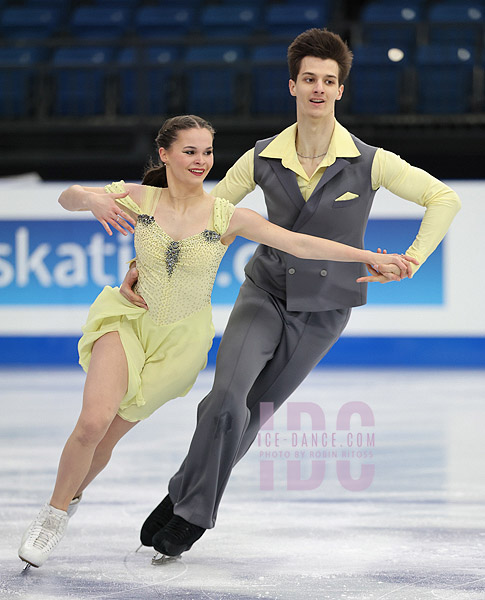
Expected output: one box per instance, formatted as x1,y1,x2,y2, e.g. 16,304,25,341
1,336,484,368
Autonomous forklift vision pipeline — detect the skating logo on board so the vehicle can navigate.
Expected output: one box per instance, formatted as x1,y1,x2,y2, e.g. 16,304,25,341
257,401,375,492
0,221,135,303
0,219,442,305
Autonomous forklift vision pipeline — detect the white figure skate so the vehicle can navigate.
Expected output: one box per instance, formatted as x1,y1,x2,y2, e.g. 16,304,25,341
18,503,68,569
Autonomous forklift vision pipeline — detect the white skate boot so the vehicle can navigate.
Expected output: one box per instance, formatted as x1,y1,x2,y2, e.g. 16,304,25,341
18,503,69,568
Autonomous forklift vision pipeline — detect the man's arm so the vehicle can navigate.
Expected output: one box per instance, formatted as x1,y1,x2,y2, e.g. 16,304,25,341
120,264,148,309
372,148,461,277
211,148,256,205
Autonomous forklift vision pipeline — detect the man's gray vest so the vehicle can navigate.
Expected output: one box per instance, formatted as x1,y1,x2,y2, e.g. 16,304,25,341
245,133,378,312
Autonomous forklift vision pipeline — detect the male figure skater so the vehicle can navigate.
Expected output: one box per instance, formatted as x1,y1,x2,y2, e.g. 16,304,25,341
125,28,461,557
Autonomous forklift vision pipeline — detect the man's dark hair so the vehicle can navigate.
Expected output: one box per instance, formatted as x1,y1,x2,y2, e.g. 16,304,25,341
287,28,353,84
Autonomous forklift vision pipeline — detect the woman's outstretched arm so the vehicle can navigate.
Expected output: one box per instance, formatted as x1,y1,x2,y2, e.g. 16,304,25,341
58,184,137,236
223,207,419,280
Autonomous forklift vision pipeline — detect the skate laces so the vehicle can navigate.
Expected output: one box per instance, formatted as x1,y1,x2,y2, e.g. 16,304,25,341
29,510,66,551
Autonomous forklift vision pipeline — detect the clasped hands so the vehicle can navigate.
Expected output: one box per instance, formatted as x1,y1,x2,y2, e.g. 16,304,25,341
357,248,418,284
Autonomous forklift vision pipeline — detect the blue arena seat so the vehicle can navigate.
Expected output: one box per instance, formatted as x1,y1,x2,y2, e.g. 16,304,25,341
22,0,70,22
350,45,411,114
135,6,195,39
366,0,426,4
24,0,66,4
93,0,140,7
427,3,484,48
69,7,132,39
200,5,259,38
360,2,422,48
0,48,43,118
416,44,475,113
264,4,328,38
250,44,295,115
25,0,70,7
148,0,203,6
218,0,263,4
184,45,245,114
52,47,114,116
117,46,179,115
0,7,62,39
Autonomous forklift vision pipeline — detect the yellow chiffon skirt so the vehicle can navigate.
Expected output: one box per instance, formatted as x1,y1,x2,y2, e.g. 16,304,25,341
78,286,215,422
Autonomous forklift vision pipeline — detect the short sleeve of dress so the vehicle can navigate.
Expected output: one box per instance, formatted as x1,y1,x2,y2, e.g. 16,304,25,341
140,184,163,216
104,180,141,215
212,197,236,236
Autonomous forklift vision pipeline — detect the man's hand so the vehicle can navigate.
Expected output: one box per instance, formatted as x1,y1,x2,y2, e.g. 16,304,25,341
119,267,148,309
357,264,397,284
357,248,416,284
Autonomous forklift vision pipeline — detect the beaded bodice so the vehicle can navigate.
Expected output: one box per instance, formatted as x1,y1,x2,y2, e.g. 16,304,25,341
105,181,235,326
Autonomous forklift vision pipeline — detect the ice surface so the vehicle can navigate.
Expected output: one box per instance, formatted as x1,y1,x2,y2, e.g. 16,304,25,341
1,368,485,600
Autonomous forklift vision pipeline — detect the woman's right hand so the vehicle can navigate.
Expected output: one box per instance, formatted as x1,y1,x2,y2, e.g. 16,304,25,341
119,267,148,310
86,191,136,236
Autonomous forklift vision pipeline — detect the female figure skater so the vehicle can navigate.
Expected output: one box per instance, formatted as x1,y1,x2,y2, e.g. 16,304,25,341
18,115,416,569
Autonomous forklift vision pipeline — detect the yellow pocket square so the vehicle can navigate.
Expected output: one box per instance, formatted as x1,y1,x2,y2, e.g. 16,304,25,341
335,192,359,202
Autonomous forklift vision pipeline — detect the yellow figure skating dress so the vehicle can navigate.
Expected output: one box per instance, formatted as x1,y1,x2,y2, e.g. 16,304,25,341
78,181,235,422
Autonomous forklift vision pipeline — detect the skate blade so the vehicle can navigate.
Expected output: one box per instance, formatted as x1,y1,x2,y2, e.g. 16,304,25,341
151,552,181,566
20,560,36,573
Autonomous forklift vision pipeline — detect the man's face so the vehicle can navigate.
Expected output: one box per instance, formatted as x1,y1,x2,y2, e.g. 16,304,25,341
289,56,344,119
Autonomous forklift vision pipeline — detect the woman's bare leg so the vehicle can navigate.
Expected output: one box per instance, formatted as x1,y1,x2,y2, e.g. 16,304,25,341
50,332,129,511
74,414,138,497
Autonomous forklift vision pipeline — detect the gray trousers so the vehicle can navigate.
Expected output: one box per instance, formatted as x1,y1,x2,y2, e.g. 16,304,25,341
168,278,351,529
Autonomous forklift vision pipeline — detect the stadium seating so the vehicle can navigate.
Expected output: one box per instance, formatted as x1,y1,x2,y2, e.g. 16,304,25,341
200,5,259,38
93,0,140,7
52,47,114,116
350,44,411,114
416,44,475,113
264,4,328,38
0,47,43,117
427,3,484,49
0,6,62,39
25,0,65,3
117,46,179,115
69,6,132,39
184,45,245,114
0,0,483,119
360,1,422,49
250,44,295,115
135,6,195,39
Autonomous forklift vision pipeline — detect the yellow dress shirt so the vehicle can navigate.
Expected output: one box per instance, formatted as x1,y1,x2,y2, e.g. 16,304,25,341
212,120,461,273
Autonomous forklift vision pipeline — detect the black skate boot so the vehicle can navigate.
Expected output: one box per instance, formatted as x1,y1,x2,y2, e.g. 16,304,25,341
152,515,205,557
140,494,174,547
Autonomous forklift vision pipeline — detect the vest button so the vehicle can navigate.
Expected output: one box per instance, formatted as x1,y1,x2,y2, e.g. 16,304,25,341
320,269,328,277
288,268,296,275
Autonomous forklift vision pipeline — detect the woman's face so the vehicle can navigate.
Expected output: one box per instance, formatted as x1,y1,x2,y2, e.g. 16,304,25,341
159,127,214,187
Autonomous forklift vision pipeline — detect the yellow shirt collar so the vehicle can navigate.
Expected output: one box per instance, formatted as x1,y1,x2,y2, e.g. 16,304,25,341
258,120,361,179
